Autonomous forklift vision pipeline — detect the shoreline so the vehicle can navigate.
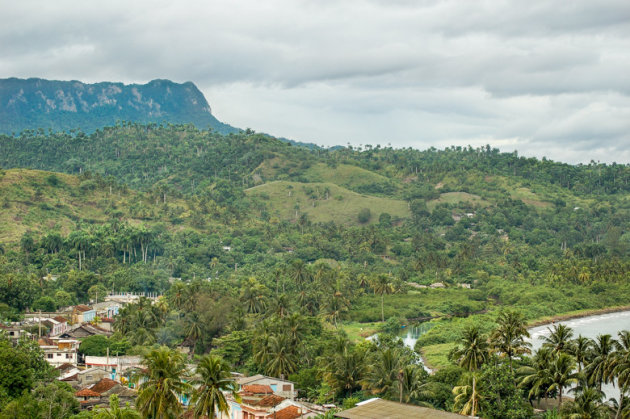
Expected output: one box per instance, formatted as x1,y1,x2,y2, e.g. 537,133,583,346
527,305,630,329
417,348,437,373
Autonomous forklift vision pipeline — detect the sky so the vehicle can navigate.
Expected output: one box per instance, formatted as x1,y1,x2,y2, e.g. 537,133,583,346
1,0,630,164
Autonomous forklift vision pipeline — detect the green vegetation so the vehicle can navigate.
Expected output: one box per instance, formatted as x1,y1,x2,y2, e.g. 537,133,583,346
0,123,629,417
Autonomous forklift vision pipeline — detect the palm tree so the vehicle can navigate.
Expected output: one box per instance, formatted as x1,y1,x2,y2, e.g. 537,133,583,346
453,374,484,417
322,291,350,327
541,324,574,354
93,394,141,419
135,346,191,419
452,326,489,417
371,274,394,322
324,345,367,397
399,364,432,404
548,352,580,407
490,310,531,372
266,334,297,379
607,330,630,419
518,347,555,403
271,294,291,318
190,354,240,419
560,387,609,419
569,335,592,374
183,313,203,352
363,348,403,398
586,334,616,392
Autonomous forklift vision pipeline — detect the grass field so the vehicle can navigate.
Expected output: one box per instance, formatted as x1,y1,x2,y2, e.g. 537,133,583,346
303,163,396,193
246,180,410,224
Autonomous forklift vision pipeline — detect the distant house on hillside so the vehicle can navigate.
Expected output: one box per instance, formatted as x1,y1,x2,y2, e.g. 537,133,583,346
39,337,79,367
221,376,319,419
72,305,96,324
237,375,297,400
59,323,112,339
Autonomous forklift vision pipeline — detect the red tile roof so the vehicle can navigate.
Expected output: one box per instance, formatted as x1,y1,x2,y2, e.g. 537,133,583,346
75,389,101,397
74,305,92,312
255,394,285,407
54,316,68,323
241,384,273,395
273,405,302,419
90,378,118,394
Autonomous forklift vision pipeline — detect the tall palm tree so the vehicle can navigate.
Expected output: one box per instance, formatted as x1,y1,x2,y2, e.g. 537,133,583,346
586,334,616,392
135,346,191,419
607,331,630,419
371,274,394,322
363,348,403,397
518,347,555,403
452,326,489,417
490,310,531,372
453,374,484,417
541,324,574,354
569,335,592,374
324,345,367,397
190,355,240,419
548,352,580,407
266,334,297,379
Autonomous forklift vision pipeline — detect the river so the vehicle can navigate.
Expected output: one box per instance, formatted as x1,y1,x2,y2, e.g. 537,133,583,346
527,310,630,400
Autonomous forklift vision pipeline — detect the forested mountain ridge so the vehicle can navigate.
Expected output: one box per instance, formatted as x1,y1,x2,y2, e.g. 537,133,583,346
0,78,237,134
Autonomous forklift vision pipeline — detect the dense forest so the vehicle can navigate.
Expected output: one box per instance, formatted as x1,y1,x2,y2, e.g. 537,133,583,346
1,123,629,418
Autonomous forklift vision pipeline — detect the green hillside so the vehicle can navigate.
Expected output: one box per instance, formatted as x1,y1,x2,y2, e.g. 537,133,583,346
0,168,191,243
246,180,410,224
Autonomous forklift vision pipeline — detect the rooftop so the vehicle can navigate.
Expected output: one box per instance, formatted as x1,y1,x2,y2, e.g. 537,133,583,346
335,398,466,419
241,384,274,395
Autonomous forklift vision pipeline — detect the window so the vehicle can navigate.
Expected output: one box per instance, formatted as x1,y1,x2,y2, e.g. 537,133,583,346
283,384,292,391
87,375,93,381
47,354,53,359
66,354,71,359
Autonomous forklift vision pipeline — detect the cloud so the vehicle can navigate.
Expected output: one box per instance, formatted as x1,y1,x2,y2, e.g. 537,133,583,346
1,0,629,163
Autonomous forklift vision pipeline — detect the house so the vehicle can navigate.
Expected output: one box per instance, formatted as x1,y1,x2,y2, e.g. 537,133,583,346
335,398,466,419
59,323,112,339
223,387,313,419
38,317,69,336
84,355,143,380
221,376,314,419
429,282,446,289
0,324,30,340
76,368,111,387
56,363,81,382
39,338,79,367
236,375,297,400
74,377,137,410
92,301,120,319
72,305,96,324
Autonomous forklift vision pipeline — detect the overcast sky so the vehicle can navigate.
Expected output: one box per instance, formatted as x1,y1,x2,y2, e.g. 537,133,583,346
1,0,629,164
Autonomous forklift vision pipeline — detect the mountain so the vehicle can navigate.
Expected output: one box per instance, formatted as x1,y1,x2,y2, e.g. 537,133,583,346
0,78,238,134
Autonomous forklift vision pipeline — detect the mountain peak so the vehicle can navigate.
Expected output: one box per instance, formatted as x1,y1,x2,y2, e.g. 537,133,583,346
0,78,237,134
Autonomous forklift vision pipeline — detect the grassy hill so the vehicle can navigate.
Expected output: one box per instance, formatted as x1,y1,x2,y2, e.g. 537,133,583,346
246,180,410,224
0,168,190,243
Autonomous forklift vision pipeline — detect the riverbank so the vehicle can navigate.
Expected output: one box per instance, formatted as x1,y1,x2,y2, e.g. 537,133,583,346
527,304,630,328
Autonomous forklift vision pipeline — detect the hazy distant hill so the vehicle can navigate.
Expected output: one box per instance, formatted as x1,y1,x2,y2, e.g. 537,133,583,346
0,78,238,134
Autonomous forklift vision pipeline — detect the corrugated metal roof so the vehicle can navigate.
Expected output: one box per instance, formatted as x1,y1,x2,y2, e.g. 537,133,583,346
335,398,466,419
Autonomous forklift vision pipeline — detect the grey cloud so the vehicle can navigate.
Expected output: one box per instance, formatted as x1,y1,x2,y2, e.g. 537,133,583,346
1,0,629,163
